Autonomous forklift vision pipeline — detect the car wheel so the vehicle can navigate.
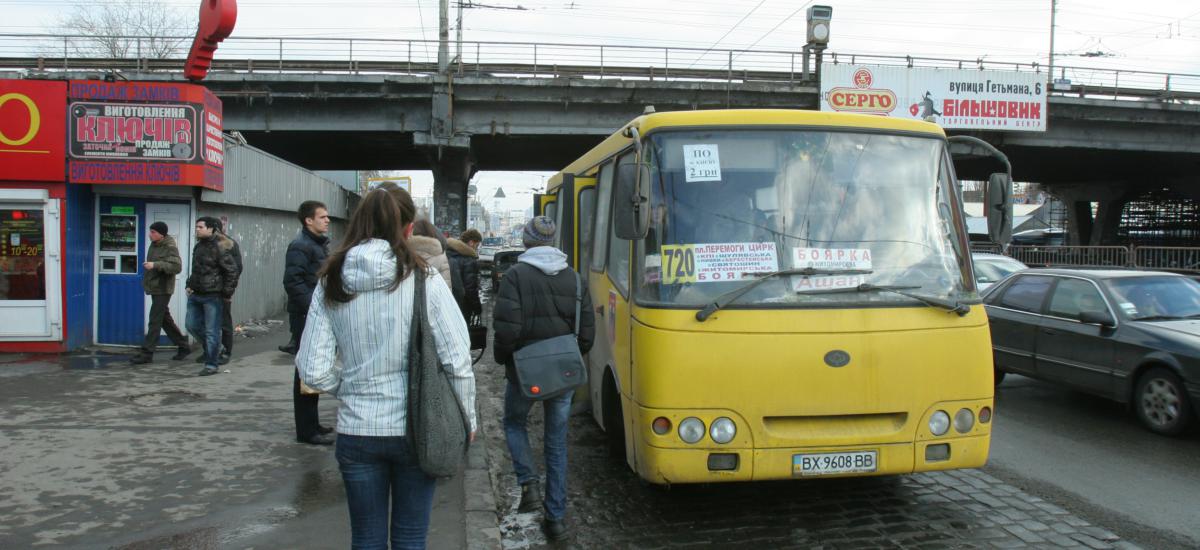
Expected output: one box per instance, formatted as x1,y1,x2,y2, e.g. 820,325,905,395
1134,367,1194,436
994,367,1006,386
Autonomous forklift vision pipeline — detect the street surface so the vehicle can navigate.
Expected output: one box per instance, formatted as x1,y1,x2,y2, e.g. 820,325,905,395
989,374,1200,549
476,291,1192,550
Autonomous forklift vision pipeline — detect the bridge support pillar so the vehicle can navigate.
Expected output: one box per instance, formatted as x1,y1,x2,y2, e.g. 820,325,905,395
1047,183,1131,246
425,144,476,234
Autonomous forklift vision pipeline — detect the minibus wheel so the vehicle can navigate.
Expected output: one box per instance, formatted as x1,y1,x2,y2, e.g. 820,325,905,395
603,372,626,459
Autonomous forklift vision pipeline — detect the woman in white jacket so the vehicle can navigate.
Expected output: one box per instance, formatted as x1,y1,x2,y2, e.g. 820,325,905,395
297,188,476,550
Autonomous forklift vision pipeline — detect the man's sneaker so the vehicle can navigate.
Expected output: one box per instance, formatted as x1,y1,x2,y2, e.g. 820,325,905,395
278,342,299,355
129,354,152,365
198,367,219,377
171,346,192,361
218,352,231,365
542,518,568,541
297,433,335,446
517,481,541,513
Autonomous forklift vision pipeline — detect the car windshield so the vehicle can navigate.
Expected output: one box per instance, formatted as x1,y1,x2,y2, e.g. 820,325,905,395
1105,276,1200,320
635,129,973,309
975,257,1025,284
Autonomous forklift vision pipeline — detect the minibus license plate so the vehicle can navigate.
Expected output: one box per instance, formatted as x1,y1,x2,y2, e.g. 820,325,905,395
793,451,877,476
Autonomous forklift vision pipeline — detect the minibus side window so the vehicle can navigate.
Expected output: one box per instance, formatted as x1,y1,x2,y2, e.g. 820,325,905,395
578,187,597,280
591,162,614,273
608,152,635,295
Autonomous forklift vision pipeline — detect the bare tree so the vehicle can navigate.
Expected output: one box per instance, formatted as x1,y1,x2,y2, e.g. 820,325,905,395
56,0,194,58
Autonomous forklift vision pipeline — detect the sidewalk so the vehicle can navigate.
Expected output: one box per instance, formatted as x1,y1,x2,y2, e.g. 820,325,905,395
0,321,500,549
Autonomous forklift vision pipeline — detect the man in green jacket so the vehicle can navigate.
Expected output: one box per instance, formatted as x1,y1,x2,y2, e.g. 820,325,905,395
131,222,191,364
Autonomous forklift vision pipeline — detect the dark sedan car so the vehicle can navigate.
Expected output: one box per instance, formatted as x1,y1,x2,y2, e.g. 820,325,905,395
489,249,523,293
985,268,1200,436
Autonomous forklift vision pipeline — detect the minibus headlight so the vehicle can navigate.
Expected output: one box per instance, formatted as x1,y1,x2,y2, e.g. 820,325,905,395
678,417,705,444
709,417,736,444
953,408,975,433
929,411,951,436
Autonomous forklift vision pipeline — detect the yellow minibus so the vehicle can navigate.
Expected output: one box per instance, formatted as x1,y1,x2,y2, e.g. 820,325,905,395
540,109,1008,484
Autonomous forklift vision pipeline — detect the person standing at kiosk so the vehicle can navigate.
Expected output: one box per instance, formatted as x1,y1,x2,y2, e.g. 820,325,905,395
131,222,190,364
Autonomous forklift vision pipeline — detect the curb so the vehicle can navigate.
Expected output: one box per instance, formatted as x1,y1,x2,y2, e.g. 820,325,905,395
464,434,501,550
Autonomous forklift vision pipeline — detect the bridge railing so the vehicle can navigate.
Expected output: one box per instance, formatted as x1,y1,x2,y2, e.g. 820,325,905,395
1,33,1197,100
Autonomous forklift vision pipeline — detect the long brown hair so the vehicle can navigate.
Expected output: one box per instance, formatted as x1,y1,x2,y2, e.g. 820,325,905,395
410,217,447,250
320,187,426,304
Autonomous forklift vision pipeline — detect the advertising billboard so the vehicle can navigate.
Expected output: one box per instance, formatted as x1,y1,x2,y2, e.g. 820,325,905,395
67,81,224,190
820,64,1047,132
0,80,66,182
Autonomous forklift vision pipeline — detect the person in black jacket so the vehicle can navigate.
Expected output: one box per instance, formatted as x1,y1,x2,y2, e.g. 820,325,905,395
211,219,242,365
446,228,482,320
185,217,239,376
281,201,335,446
492,216,594,542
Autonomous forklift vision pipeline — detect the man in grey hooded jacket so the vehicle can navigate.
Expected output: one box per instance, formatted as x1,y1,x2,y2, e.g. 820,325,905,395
492,216,594,541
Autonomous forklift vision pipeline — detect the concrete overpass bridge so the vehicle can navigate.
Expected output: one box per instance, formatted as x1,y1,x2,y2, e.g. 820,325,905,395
5,35,1199,242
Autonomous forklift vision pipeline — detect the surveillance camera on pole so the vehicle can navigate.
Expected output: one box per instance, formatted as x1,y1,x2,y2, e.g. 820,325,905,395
803,5,832,81
806,5,832,46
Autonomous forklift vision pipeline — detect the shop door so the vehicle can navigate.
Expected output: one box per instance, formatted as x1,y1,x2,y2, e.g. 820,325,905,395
97,198,146,346
143,203,192,346
0,192,62,341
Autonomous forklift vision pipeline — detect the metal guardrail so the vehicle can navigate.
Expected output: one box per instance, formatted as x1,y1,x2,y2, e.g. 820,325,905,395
0,33,1197,100
1133,247,1200,273
1008,246,1131,269
973,245,1200,274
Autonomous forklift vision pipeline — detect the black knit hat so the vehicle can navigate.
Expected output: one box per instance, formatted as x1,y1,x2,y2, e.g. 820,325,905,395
149,221,169,236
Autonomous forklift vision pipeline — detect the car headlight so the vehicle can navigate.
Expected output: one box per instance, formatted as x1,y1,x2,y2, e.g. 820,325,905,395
929,410,950,436
954,408,975,433
709,417,736,444
678,417,705,444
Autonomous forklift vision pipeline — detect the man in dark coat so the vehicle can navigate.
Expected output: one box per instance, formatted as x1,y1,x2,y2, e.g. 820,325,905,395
281,200,334,445
131,221,190,364
185,217,239,376
492,216,594,541
446,228,482,320
211,219,242,365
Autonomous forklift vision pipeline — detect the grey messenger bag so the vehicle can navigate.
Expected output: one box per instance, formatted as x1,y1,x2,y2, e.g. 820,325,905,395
512,270,587,400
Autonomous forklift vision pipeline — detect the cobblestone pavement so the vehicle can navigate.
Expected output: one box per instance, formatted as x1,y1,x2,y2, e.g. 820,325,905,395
475,358,1140,550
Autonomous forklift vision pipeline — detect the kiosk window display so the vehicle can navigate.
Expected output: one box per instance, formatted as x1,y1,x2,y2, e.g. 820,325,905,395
98,213,139,274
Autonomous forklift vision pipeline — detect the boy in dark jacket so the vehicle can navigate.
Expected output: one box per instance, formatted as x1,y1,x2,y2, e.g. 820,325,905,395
446,228,483,319
185,217,239,376
492,217,594,541
131,222,190,364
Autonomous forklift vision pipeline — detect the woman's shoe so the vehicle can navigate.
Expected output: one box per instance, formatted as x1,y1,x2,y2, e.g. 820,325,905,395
542,518,568,541
517,481,541,513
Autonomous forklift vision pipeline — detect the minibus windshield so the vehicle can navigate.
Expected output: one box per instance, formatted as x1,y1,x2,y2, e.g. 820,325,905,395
635,129,974,309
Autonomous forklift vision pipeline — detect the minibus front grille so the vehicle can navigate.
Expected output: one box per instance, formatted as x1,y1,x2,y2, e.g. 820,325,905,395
762,413,909,441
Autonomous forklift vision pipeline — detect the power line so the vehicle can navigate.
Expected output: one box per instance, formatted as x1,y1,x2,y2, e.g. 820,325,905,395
734,1,812,57
686,0,768,69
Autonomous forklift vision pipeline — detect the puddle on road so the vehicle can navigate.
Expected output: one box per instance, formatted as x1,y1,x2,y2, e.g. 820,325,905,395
63,352,132,370
128,390,206,407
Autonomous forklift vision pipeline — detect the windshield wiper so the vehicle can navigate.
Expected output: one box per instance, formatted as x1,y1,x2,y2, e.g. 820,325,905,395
1131,315,1185,322
796,283,971,316
695,268,873,322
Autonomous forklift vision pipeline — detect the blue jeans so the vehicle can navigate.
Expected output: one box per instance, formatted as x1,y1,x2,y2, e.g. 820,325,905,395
503,378,572,521
335,434,436,550
185,294,223,370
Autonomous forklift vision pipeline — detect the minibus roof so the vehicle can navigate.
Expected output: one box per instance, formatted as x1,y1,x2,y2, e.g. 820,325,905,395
547,109,946,190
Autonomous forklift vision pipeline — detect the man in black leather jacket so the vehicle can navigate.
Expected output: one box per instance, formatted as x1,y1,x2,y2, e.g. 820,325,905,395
281,201,334,446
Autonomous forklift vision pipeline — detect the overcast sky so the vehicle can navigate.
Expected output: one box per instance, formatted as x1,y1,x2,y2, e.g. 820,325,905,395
9,0,1198,211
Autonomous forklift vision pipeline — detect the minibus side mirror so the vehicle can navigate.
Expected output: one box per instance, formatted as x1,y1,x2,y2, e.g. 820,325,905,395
614,160,649,240
986,172,1012,245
